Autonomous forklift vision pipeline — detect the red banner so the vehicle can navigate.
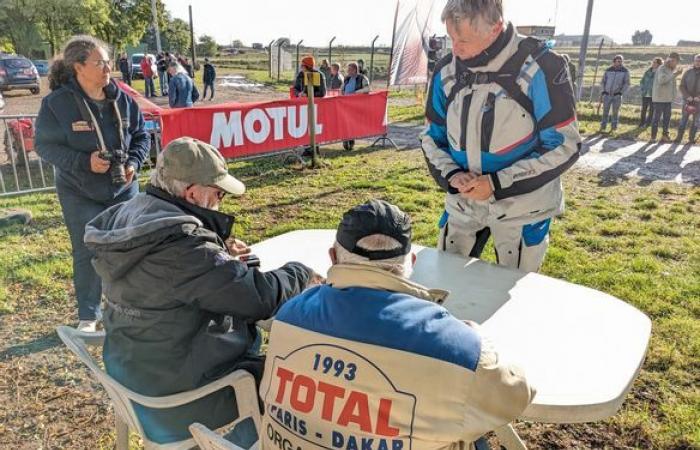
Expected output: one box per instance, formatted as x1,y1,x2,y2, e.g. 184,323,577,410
159,91,388,158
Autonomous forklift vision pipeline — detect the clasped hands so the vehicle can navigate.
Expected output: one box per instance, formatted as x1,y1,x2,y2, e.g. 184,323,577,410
449,171,493,201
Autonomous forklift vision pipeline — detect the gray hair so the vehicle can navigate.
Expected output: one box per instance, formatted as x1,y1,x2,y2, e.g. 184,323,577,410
333,235,412,277
168,61,187,74
149,152,189,196
695,54,700,61
441,0,503,26
48,35,110,91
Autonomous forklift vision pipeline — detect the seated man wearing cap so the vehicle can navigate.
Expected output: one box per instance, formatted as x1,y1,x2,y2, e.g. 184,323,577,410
84,137,321,445
259,199,535,450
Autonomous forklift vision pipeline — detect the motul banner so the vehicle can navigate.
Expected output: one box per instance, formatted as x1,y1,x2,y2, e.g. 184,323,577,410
158,91,388,158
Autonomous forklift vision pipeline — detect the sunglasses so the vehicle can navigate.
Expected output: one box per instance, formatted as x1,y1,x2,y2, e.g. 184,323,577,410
87,59,112,69
186,184,227,200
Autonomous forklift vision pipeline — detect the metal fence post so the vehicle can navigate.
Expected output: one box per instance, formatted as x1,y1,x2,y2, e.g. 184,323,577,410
369,35,379,84
328,36,336,66
295,39,304,73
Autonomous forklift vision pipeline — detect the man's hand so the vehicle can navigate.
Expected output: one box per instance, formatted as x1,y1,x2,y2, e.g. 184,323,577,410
90,151,111,174
460,175,493,201
125,164,135,184
448,171,478,191
307,270,326,287
226,238,251,257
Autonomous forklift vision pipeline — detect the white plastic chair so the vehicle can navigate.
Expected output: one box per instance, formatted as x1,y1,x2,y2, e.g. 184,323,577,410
56,325,261,450
189,422,261,450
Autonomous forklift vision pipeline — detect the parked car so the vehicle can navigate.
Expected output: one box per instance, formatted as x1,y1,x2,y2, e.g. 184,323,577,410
31,60,49,76
0,91,5,110
0,55,40,94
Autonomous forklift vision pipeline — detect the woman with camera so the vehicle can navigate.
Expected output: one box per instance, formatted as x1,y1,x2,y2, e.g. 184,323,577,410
35,35,150,332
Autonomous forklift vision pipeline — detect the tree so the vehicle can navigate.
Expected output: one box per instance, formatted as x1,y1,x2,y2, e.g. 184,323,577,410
94,0,167,57
632,29,653,46
196,34,217,57
232,39,244,48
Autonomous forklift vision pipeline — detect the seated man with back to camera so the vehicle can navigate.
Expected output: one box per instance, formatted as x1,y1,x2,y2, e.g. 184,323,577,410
84,137,322,445
259,199,535,450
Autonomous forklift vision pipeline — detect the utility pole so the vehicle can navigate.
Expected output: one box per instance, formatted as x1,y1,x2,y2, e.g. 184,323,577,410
576,0,594,101
150,0,162,54
188,5,197,71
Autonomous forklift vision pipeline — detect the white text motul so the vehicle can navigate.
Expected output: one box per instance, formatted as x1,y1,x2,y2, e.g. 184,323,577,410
210,105,323,148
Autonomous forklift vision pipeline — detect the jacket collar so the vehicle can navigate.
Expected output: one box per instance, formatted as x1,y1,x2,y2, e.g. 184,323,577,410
326,263,449,304
146,184,235,241
456,22,514,68
65,76,122,102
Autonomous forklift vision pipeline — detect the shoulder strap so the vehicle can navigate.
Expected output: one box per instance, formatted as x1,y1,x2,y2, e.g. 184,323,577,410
490,37,544,117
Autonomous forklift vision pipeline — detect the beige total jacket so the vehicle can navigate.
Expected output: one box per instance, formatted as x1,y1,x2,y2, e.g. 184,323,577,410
260,263,535,450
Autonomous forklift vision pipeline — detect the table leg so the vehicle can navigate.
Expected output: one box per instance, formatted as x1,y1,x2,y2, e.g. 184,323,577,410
494,423,527,450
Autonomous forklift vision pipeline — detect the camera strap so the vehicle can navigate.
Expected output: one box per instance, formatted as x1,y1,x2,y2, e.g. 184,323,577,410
70,90,127,153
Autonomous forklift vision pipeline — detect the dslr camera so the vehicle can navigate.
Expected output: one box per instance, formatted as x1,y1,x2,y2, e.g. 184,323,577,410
99,148,129,185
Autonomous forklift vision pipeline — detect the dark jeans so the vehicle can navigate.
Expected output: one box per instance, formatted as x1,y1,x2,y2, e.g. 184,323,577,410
601,94,622,129
121,72,132,86
158,71,168,95
57,182,138,320
203,82,215,100
145,77,156,97
640,96,653,126
651,102,672,139
678,101,700,141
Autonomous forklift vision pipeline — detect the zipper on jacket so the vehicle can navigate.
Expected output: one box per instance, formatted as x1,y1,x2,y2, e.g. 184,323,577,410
459,94,473,152
481,93,496,152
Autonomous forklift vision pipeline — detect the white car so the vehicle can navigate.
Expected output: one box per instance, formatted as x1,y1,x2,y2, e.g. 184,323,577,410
0,91,5,110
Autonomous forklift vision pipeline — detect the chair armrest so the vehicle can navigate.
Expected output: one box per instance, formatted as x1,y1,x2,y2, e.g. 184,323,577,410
126,369,256,409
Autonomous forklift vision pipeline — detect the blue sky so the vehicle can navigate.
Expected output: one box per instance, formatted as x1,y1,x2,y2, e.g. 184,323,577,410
163,0,698,47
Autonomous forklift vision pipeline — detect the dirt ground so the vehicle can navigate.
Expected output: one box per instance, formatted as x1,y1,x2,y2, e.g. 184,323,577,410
1,76,697,449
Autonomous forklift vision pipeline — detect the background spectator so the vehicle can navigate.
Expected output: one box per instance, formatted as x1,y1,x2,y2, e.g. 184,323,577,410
651,52,683,142
140,54,156,98
202,57,216,101
118,52,132,86
327,62,344,90
639,57,663,127
600,55,630,132
167,62,193,108
676,54,700,144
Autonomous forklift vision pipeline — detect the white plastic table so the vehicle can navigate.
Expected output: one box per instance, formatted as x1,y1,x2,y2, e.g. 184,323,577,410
250,230,651,425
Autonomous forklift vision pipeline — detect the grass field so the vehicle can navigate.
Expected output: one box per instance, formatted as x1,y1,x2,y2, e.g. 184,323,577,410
0,140,698,448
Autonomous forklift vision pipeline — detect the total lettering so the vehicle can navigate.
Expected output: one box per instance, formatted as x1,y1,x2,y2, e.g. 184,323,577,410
210,105,323,148
274,367,400,437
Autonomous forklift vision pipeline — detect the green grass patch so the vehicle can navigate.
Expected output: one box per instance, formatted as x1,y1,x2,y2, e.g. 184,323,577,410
0,145,698,448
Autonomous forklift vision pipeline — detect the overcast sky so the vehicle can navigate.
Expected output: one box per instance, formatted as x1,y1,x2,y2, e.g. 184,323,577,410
163,0,698,47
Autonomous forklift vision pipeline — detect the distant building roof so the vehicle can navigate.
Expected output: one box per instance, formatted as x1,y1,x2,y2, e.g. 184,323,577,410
554,34,615,45
517,25,556,39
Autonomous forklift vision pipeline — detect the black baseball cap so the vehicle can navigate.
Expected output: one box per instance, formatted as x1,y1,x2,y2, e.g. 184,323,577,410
336,199,412,260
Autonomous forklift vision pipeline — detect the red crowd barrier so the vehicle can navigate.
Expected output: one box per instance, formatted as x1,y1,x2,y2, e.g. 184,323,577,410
158,91,388,159
117,81,388,160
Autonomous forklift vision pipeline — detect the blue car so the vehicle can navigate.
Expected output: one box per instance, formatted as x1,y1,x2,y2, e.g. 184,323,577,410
0,55,40,94
32,60,49,76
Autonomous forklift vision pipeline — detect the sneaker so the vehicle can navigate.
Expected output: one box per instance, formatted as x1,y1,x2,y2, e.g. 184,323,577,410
660,134,671,143
77,320,99,333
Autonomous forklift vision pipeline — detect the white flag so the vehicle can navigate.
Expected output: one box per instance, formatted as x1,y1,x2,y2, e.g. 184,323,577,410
389,0,436,86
